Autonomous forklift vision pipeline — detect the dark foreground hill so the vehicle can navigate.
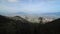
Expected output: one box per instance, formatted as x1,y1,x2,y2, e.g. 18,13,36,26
0,15,34,34
0,15,60,34
39,18,60,34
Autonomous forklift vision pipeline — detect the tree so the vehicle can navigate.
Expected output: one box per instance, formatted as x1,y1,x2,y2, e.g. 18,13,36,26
38,17,43,24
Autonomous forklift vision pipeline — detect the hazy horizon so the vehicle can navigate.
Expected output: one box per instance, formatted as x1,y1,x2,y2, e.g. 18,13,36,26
0,0,60,17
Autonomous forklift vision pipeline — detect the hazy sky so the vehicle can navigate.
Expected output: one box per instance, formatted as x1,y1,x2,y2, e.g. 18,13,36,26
0,0,60,15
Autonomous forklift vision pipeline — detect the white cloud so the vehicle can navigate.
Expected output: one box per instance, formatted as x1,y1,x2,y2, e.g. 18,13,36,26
7,0,18,2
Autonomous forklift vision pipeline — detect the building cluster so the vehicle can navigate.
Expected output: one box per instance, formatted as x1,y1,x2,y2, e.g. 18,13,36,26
24,16,55,24
9,15,55,24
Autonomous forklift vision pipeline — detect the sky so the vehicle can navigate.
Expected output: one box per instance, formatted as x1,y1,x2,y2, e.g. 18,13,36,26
0,0,60,15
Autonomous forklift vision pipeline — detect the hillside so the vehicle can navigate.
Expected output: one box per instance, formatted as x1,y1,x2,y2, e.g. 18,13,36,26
40,18,60,34
0,15,33,34
0,15,60,34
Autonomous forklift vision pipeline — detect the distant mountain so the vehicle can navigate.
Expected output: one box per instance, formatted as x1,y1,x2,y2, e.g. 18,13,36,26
43,12,60,15
13,12,30,16
41,12,60,18
16,12,28,15
6,12,29,16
